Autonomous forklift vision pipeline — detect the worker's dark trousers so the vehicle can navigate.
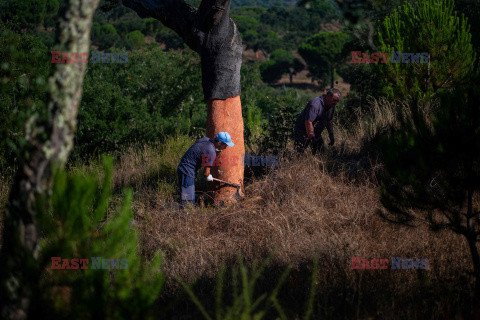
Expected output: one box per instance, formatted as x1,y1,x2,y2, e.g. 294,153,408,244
177,170,195,207
294,130,325,155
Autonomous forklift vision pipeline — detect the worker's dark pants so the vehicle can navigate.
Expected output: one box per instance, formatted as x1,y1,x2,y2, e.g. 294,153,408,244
294,130,325,155
177,170,195,207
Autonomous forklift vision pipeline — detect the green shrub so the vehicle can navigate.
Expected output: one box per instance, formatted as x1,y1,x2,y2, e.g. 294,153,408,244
74,47,204,158
125,30,145,49
34,157,164,319
155,28,184,50
377,0,476,100
0,27,50,172
260,49,303,84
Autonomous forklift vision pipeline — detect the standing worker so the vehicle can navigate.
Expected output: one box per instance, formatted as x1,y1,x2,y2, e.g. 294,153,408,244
177,132,234,207
294,88,342,154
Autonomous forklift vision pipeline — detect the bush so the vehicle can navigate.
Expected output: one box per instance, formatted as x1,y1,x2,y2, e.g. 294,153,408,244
33,157,164,319
92,23,122,50
260,49,304,84
259,90,305,154
155,28,185,50
74,47,204,159
377,0,476,100
0,27,51,172
124,30,145,49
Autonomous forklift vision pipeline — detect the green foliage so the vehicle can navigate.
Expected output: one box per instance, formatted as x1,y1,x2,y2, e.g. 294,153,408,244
0,27,51,172
255,30,283,57
259,60,281,83
231,6,267,20
259,4,337,34
301,0,338,19
298,31,348,86
102,23,117,35
377,0,476,100
336,24,383,110
240,63,270,153
113,16,146,37
75,47,204,158
230,0,291,9
259,90,304,154
125,30,145,49
231,14,260,34
35,157,164,319
92,22,122,50
379,79,480,224
260,49,304,84
0,0,59,29
181,258,291,320
143,17,162,37
155,28,185,50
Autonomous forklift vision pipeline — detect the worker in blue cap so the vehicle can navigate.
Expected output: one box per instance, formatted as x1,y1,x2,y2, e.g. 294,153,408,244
177,132,234,207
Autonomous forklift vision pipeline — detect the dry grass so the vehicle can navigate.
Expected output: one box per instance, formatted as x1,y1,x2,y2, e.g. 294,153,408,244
121,99,472,318
134,149,470,277
126,143,472,318
0,99,475,318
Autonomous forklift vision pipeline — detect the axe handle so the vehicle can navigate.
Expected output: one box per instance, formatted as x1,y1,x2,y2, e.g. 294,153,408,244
211,177,241,188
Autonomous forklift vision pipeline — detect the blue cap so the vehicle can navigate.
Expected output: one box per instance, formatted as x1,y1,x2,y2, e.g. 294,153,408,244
215,132,234,147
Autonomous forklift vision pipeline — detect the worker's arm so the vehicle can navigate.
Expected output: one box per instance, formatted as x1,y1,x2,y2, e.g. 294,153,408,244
305,120,315,139
204,166,214,181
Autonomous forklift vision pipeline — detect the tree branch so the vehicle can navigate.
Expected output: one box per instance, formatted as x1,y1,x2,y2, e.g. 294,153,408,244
122,0,200,52
122,0,242,100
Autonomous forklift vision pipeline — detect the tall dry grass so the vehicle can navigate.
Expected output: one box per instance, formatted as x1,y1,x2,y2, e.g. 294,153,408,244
0,98,475,318
120,98,472,318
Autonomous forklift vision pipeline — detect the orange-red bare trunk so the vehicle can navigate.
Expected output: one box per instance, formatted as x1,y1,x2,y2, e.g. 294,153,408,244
206,96,244,205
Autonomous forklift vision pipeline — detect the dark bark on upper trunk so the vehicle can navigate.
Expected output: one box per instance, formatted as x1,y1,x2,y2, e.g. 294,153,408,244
0,1,100,319
121,0,243,100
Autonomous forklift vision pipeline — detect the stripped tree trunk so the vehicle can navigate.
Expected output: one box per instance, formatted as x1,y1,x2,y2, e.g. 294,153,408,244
121,0,245,204
207,97,245,204
0,1,100,319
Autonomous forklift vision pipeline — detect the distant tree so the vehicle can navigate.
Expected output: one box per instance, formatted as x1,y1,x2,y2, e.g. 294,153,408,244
143,17,162,36
298,31,347,88
243,29,259,53
155,28,185,50
231,6,266,20
125,30,145,49
254,30,283,58
114,16,146,36
298,0,338,20
377,0,476,100
259,59,282,83
379,76,480,303
260,49,304,84
92,22,122,49
231,14,259,34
